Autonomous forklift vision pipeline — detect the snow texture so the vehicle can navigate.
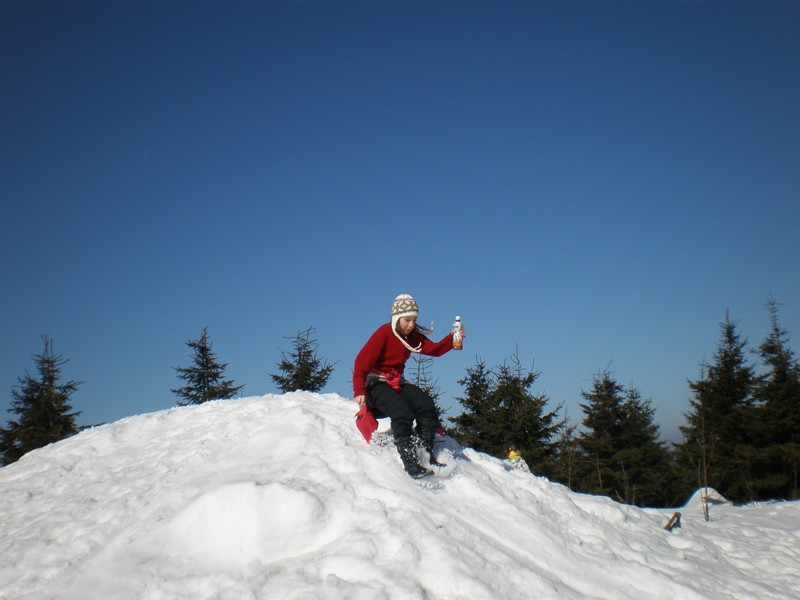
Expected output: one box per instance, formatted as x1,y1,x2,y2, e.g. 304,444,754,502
1,393,798,599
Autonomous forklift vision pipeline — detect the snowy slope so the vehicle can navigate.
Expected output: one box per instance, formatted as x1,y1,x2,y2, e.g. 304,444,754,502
1,393,798,600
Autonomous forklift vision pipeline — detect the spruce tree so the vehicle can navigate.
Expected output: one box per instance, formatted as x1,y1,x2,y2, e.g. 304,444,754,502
492,354,563,476
1,337,82,465
448,358,496,450
576,369,671,506
271,326,334,393
751,297,800,499
617,386,675,506
677,313,756,502
449,352,563,477
552,414,580,490
172,328,244,406
577,370,629,497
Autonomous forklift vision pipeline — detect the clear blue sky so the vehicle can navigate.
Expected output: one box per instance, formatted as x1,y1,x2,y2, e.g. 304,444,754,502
2,1,798,443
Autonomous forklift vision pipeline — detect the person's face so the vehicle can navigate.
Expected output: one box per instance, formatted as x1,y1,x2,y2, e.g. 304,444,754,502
397,316,417,336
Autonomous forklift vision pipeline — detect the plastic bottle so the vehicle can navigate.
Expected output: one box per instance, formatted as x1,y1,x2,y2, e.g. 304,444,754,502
452,316,463,350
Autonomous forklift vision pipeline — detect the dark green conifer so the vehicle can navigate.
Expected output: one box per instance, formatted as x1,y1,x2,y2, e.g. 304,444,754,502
492,354,562,475
449,352,563,477
172,328,244,406
576,369,672,506
1,337,82,465
677,313,756,502
751,297,800,499
448,358,495,450
271,326,334,393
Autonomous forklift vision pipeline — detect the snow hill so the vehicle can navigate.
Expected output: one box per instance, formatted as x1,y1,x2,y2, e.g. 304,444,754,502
1,393,799,600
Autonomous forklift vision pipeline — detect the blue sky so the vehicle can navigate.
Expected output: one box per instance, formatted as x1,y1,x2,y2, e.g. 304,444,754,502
2,1,798,443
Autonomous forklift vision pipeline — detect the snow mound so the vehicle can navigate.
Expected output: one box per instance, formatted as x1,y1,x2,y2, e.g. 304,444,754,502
1,392,799,600
684,487,731,509
157,481,338,571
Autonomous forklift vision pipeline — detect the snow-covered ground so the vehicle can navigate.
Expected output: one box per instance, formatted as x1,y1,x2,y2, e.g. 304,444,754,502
1,393,798,599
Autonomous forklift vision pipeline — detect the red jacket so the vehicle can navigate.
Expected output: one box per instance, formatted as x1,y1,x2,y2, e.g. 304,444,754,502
353,323,453,397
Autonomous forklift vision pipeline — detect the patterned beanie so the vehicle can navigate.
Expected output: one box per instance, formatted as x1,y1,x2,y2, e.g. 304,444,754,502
391,294,419,321
391,294,422,352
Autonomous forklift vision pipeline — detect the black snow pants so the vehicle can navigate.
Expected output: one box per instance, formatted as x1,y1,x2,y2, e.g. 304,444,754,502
366,379,439,442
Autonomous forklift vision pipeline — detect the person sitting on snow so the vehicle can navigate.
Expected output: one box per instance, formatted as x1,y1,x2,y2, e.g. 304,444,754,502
507,445,530,472
353,294,459,479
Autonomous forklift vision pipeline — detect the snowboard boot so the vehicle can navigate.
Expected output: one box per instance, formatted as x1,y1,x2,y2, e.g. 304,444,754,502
395,436,433,479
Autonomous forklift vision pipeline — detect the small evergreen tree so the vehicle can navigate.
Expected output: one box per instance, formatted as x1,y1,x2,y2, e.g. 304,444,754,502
492,354,563,477
617,386,675,506
751,296,800,499
677,313,756,502
1,337,82,465
576,369,671,506
449,352,563,477
552,412,580,490
577,370,629,497
271,326,335,393
448,358,496,450
172,327,244,406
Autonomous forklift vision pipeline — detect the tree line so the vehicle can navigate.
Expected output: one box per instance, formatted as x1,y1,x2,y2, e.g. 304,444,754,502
0,326,333,466
3,300,798,510
449,297,800,507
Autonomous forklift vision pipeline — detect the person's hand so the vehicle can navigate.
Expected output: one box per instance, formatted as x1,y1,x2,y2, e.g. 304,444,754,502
355,395,366,407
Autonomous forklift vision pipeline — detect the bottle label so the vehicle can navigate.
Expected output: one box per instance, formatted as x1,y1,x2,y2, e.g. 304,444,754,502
453,327,463,350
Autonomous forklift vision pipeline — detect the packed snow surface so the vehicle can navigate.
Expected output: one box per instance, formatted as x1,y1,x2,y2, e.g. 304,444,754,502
2,393,799,599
